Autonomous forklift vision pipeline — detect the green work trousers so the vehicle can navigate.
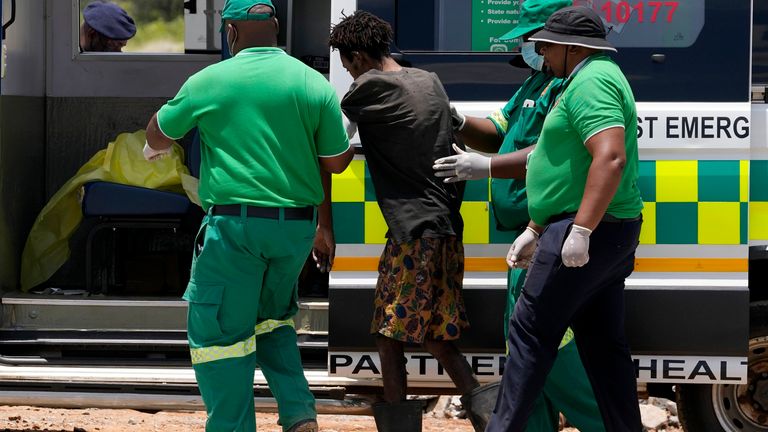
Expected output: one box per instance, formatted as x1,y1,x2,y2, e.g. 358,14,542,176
184,208,317,432
506,266,607,432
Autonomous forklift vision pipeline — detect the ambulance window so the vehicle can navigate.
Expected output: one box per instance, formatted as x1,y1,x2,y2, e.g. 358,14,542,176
78,0,185,53
360,0,750,102
76,0,289,55
754,0,768,85
392,0,704,53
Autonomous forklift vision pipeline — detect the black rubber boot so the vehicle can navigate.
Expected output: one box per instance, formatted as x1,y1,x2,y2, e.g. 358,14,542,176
372,400,424,432
460,381,500,432
286,419,318,432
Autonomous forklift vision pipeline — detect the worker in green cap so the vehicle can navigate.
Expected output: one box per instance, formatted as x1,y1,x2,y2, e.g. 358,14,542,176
143,1,354,431
433,0,606,430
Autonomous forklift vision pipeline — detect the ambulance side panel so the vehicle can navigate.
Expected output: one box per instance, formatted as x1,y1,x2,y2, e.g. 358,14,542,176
327,0,753,386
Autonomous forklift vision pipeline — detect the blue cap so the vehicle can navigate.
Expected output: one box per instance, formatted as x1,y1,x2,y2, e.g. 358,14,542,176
83,2,136,40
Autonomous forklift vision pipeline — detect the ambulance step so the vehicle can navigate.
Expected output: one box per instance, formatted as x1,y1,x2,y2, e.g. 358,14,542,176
0,330,328,368
0,391,372,414
0,330,328,350
296,299,329,336
0,330,188,347
1,294,187,331
0,364,373,412
1,294,329,336
0,364,358,393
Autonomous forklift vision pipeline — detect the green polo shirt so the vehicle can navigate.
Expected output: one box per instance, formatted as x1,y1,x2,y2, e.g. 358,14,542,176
157,47,349,211
526,54,643,226
488,71,564,231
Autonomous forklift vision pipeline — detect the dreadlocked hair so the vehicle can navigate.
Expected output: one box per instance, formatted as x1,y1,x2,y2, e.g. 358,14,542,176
329,10,393,61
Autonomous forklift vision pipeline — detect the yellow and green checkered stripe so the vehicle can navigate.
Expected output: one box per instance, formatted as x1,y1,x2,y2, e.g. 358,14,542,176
331,159,768,245
638,160,768,244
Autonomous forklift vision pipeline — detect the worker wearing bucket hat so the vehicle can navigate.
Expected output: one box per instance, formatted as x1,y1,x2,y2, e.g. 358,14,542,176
485,6,643,432
434,1,606,430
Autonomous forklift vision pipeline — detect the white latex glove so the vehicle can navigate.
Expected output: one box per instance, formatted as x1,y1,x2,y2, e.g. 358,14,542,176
450,104,466,131
342,114,357,139
561,224,592,267
433,143,492,183
506,226,540,269
143,141,172,161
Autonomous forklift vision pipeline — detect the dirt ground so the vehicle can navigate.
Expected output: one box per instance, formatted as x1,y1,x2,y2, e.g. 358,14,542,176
0,406,684,431
0,406,471,432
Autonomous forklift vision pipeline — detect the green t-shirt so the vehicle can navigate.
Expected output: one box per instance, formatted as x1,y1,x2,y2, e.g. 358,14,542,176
488,72,564,232
157,47,349,211
526,54,643,226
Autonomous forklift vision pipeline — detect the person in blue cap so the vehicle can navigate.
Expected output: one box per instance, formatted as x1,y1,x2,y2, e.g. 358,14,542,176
80,1,136,52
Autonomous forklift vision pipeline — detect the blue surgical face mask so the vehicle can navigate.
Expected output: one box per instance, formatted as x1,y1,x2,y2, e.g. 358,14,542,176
521,41,545,71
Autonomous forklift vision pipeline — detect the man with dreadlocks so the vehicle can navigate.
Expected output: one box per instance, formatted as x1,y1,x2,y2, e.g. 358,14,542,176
329,11,484,432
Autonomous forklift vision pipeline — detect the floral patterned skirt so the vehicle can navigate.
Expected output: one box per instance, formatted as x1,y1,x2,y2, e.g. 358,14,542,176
370,236,469,343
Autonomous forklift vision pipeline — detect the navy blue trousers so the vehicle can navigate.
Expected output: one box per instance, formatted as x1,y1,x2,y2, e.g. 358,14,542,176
487,216,643,432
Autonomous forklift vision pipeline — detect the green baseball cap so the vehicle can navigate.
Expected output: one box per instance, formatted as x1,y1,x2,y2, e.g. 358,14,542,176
499,0,572,41
221,0,275,22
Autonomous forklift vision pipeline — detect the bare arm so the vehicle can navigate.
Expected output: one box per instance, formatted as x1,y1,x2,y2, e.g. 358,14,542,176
312,170,335,272
458,117,504,153
319,147,355,174
318,170,333,227
145,113,175,151
574,127,627,230
488,146,535,180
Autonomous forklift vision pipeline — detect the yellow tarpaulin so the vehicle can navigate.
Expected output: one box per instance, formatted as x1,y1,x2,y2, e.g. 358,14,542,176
20,130,199,291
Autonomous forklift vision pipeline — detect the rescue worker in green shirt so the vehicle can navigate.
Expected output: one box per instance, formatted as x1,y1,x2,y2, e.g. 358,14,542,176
452,6,644,431
433,0,606,430
143,1,354,431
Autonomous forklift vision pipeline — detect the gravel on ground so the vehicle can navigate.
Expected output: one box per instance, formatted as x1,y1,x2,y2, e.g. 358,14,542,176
0,404,684,432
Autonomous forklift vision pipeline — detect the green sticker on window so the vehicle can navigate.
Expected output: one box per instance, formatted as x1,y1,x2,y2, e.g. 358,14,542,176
471,0,522,52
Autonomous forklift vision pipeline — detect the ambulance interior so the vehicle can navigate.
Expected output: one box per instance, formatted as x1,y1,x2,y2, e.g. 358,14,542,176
0,0,336,368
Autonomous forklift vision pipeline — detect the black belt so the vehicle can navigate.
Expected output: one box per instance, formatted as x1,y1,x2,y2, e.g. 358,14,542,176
601,213,642,223
211,204,315,220
549,212,642,224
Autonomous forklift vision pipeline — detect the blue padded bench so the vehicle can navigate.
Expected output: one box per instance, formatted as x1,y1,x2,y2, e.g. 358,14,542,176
80,132,201,292
82,182,191,216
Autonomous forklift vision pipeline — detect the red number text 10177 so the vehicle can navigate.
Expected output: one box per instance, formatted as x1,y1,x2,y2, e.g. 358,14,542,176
600,1,679,24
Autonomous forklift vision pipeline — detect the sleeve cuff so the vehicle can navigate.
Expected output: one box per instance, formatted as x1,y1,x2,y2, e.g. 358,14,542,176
583,124,624,144
487,109,509,137
156,111,185,140
319,143,351,158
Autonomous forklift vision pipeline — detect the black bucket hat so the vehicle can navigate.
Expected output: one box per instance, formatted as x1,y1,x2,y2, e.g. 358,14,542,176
529,6,616,52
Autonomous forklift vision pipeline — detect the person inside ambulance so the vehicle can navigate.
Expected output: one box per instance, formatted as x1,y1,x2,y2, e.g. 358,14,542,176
79,1,136,53
433,1,607,430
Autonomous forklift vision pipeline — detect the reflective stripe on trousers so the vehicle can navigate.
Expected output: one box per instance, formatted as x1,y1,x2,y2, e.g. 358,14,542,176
189,319,295,365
